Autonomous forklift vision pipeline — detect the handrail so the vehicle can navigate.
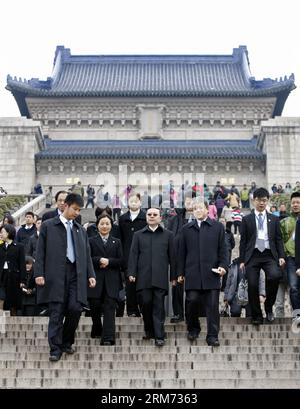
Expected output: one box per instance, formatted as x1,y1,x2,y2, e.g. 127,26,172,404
12,195,46,226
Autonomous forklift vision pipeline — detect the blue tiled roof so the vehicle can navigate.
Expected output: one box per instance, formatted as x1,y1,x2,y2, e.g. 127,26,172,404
35,138,265,160
7,46,295,99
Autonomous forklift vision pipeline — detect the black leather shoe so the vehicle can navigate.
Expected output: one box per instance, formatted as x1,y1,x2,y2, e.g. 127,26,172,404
62,346,75,354
206,339,220,347
170,315,184,323
252,318,263,325
49,354,61,362
266,312,275,323
100,340,115,346
155,339,165,347
143,332,154,340
187,332,198,341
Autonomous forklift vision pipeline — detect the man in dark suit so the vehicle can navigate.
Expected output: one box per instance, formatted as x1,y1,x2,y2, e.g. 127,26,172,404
167,194,194,323
239,187,285,325
119,193,147,317
178,200,228,347
16,211,37,247
128,208,176,346
35,193,96,362
42,190,82,225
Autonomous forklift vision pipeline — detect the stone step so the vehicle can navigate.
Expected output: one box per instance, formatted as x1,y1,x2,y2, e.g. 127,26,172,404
2,368,300,380
1,351,300,362
0,325,296,335
1,377,299,389
1,338,299,347
1,360,299,370
1,344,300,354
1,316,294,325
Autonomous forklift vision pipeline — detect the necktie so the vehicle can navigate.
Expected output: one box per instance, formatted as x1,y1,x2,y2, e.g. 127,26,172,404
257,213,265,252
66,221,75,263
102,237,108,245
258,213,264,230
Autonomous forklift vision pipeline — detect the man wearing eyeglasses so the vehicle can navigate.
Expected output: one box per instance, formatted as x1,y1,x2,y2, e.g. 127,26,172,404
239,187,285,325
127,208,176,347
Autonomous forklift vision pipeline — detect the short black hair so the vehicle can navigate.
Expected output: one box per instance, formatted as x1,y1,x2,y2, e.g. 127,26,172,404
64,193,84,208
25,256,34,265
55,190,68,202
128,192,141,201
291,191,300,200
1,224,16,240
25,211,35,218
2,214,15,226
146,207,161,216
96,214,113,227
95,206,112,218
253,187,269,199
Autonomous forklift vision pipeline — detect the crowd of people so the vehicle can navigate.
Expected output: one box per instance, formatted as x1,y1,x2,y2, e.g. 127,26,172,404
0,181,300,362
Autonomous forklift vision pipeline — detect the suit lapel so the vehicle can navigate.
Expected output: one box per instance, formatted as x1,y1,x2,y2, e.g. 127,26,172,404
266,212,272,240
94,234,106,256
250,212,257,235
105,235,114,254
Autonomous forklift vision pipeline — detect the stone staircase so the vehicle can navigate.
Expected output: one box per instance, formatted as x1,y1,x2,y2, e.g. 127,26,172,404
1,315,300,389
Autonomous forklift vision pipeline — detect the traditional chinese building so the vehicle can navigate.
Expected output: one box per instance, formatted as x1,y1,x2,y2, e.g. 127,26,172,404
2,45,297,194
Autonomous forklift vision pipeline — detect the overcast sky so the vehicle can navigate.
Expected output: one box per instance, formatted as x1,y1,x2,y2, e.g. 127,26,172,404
1,0,299,117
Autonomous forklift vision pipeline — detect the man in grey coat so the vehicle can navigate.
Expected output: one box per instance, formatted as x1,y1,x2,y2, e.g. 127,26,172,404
128,207,176,346
35,193,96,361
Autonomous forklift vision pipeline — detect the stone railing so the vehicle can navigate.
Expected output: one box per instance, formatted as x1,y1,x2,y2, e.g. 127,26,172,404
12,195,46,226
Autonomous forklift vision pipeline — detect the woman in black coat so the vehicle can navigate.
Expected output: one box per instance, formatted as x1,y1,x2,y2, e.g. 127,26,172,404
88,214,123,345
0,224,26,315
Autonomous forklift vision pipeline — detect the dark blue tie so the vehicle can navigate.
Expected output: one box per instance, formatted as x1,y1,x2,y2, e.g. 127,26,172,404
258,213,264,230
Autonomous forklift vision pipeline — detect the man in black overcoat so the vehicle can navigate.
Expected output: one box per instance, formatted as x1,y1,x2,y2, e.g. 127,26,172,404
177,200,228,346
119,193,147,317
35,193,96,361
239,187,285,325
128,208,176,346
42,190,82,225
167,194,194,322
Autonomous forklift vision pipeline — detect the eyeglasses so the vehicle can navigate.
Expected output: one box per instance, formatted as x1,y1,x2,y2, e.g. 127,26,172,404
147,213,160,217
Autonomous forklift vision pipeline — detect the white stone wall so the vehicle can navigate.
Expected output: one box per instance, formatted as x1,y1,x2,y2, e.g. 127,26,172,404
261,117,300,190
0,118,43,194
27,96,274,141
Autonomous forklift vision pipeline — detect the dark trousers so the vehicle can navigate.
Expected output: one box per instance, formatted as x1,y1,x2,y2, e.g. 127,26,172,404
286,256,300,310
85,198,94,208
233,221,241,234
125,278,141,316
186,289,220,341
172,282,184,318
89,291,116,342
230,297,252,317
138,287,166,340
246,249,282,319
22,305,37,316
48,262,82,356
226,221,233,232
